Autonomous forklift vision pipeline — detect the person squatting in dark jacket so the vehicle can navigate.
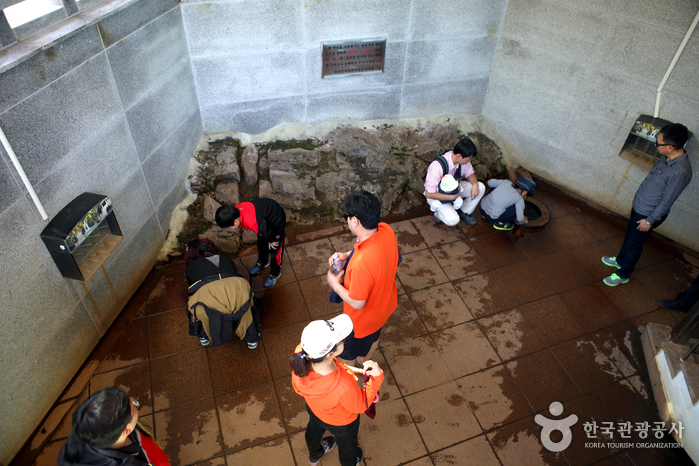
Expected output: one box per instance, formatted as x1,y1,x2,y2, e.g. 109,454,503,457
57,387,170,466
215,198,286,288
185,238,261,349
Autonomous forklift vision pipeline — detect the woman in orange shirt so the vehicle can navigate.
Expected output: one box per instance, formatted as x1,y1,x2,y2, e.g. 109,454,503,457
290,314,384,466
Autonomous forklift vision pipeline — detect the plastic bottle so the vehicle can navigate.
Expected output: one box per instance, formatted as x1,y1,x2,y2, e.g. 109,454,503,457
332,253,343,273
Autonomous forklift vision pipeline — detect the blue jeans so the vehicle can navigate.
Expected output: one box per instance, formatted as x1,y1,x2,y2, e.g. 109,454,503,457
616,208,666,279
306,405,360,466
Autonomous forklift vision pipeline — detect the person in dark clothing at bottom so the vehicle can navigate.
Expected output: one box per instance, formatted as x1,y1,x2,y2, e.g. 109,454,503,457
215,198,286,288
58,387,170,466
660,273,699,313
185,238,261,349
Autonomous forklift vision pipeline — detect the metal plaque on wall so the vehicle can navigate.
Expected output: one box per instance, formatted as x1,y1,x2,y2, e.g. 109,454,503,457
321,38,386,78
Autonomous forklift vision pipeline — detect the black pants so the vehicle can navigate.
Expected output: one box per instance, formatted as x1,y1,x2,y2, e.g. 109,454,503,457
257,231,285,276
480,204,517,224
675,274,699,310
617,209,666,279
305,405,360,466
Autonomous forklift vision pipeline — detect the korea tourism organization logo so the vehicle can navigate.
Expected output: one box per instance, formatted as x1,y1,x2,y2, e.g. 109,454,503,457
535,401,684,452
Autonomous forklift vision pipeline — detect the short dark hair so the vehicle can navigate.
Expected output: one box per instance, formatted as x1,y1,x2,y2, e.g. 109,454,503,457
215,205,240,228
344,191,381,230
72,387,131,449
660,123,689,149
453,138,477,158
184,238,220,266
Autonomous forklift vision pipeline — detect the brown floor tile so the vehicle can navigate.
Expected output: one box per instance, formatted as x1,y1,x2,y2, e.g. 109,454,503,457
531,250,594,294
263,322,307,379
392,219,429,253
469,232,528,270
257,282,311,330
634,241,675,270
151,349,213,411
559,285,627,333
410,215,467,247
559,395,617,465
89,362,152,415
624,446,694,466
431,435,501,465
505,349,580,413
546,215,597,250
370,348,402,403
459,365,533,431
217,380,286,453
396,276,406,296
550,336,623,394
454,272,516,319
154,398,222,465
356,398,428,465
208,339,272,394
285,238,334,280
585,379,663,436
519,295,587,347
404,381,482,452
633,262,690,302
431,239,488,281
573,212,625,241
397,249,450,293
433,321,499,378
479,309,546,361
569,241,621,282
596,278,659,319
148,309,201,360
592,321,646,378
328,229,357,254
458,208,496,238
486,414,568,465
145,272,188,315
191,457,226,466
273,376,307,434
382,336,452,395
225,437,295,465
664,257,699,287
380,295,429,347
96,317,149,373
30,439,63,466
630,309,679,330
51,389,89,441
494,262,556,305
298,275,341,319
534,191,576,218
404,456,434,466
627,374,653,406
410,283,473,331
241,253,296,291
513,229,564,260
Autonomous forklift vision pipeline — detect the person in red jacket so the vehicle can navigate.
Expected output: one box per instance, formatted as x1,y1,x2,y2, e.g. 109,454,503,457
215,198,286,287
58,387,170,466
290,314,384,466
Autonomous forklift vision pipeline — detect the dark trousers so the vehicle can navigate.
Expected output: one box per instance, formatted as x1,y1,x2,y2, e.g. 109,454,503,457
305,405,360,466
617,209,666,279
257,230,285,276
675,274,699,310
480,205,517,224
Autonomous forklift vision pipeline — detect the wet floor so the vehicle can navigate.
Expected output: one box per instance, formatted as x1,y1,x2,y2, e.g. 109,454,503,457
25,189,698,466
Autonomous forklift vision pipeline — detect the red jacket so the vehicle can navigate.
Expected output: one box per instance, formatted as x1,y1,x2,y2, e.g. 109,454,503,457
291,345,384,426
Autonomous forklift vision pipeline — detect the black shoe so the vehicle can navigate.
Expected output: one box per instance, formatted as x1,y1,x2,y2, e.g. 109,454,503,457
458,211,477,225
309,436,336,465
356,445,364,466
660,299,688,313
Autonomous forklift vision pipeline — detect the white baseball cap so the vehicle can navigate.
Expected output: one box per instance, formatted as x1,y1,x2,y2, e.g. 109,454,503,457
439,174,459,193
301,314,353,359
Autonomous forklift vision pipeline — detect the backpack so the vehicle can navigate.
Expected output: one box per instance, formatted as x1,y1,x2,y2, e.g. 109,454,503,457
433,155,461,203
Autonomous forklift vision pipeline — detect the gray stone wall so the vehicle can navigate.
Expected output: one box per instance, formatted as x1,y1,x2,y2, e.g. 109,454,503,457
180,0,507,134
0,0,201,461
482,0,699,251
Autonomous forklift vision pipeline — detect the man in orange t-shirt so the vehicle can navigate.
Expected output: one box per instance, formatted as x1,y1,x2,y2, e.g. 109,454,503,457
327,191,399,365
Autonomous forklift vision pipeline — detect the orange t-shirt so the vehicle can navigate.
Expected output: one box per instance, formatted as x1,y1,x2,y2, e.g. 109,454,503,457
343,223,399,338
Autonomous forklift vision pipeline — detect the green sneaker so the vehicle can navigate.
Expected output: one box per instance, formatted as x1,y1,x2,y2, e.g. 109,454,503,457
601,256,621,269
603,273,629,287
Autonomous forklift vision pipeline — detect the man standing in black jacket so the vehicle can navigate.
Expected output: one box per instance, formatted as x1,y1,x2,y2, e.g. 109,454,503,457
216,198,287,287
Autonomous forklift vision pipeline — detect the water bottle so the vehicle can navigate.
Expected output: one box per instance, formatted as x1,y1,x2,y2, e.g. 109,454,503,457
332,253,343,273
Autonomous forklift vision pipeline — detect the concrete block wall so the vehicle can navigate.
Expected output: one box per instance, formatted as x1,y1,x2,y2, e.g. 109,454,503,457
180,0,507,134
482,0,699,251
0,0,201,461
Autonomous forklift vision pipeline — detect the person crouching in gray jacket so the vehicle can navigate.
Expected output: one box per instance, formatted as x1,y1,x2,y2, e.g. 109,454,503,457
479,177,536,231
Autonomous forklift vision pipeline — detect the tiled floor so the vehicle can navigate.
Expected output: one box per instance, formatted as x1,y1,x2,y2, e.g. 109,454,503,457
26,189,699,466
